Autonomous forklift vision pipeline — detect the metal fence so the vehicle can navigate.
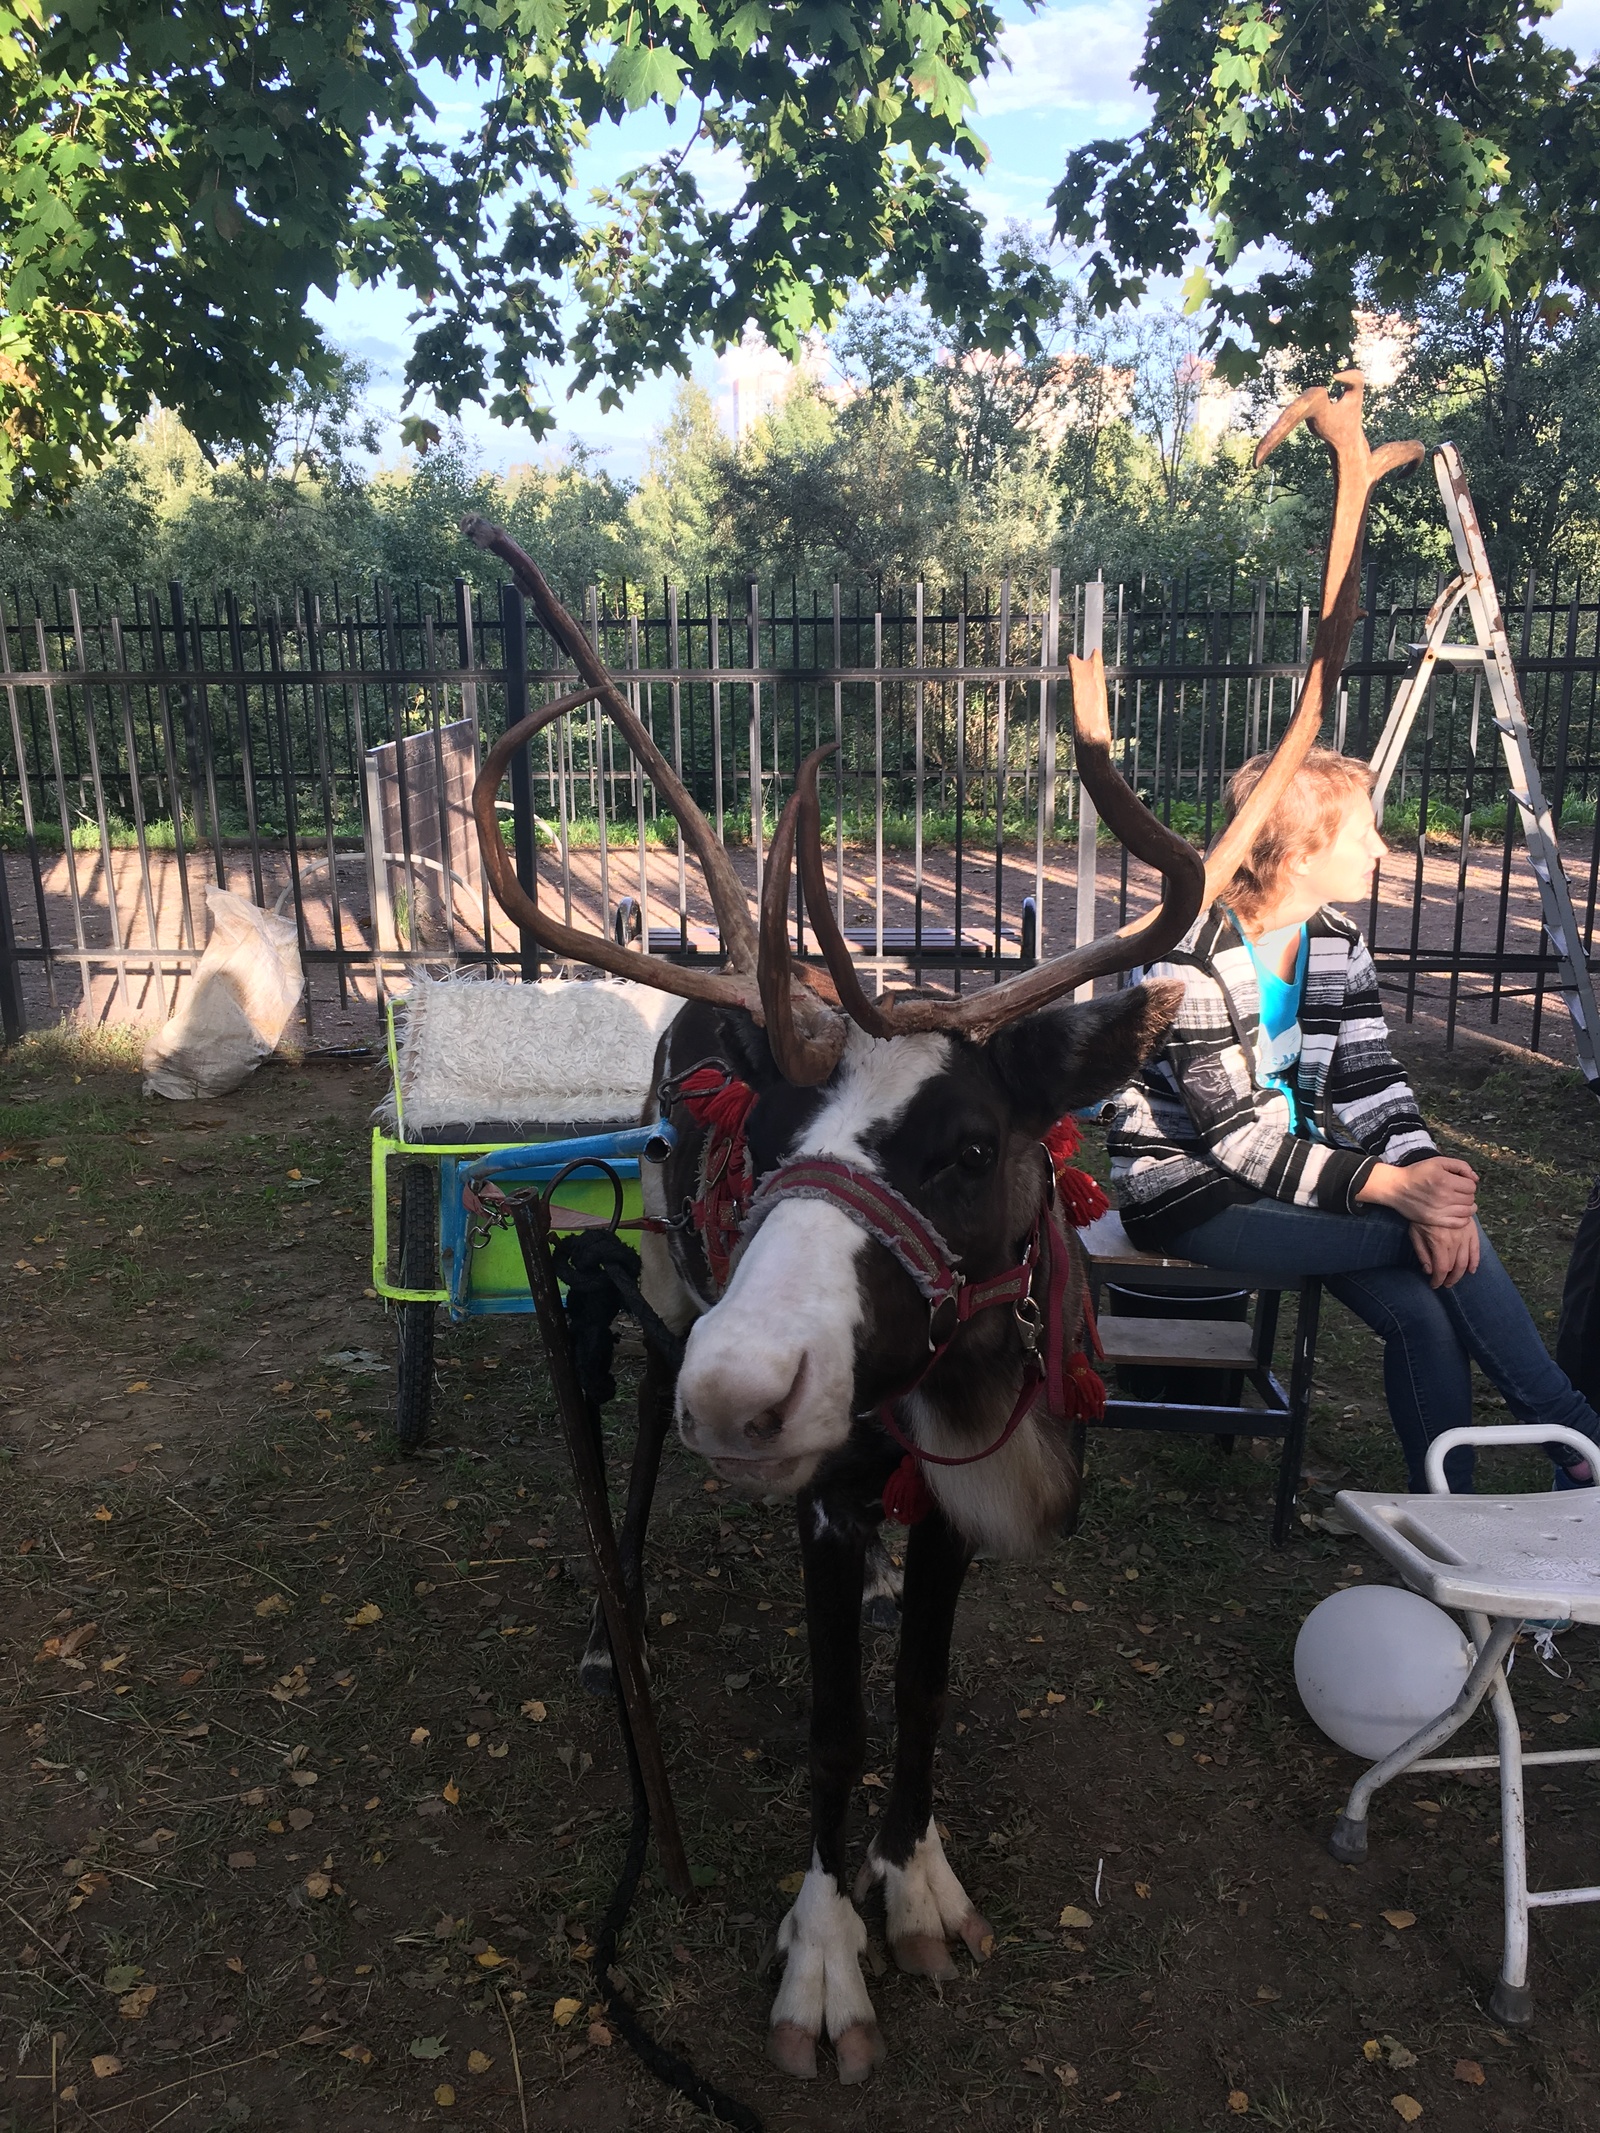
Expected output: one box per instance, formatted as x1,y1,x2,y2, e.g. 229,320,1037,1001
4,564,1600,1058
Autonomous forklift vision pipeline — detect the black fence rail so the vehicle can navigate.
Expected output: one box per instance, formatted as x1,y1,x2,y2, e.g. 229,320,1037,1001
3,565,1600,1061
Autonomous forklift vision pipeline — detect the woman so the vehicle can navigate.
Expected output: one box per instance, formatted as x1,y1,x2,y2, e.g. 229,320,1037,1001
1107,746,1598,1493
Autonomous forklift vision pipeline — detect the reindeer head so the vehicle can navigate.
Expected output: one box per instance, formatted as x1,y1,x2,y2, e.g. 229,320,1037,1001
465,375,1417,1519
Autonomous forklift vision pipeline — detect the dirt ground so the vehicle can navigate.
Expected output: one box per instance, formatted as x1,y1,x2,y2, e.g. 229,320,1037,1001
3,1024,1600,2133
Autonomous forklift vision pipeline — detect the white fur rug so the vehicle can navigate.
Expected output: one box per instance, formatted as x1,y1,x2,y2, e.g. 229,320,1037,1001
384,975,683,1140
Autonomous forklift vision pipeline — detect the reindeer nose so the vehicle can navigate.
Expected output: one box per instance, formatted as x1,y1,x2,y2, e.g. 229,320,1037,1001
743,1409,784,1446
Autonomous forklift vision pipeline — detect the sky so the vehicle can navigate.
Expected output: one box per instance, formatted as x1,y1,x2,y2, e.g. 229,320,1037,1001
311,0,1600,485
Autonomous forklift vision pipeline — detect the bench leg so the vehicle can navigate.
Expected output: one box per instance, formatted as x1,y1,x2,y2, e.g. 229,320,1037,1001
1272,1278,1322,1547
1489,1657,1535,2024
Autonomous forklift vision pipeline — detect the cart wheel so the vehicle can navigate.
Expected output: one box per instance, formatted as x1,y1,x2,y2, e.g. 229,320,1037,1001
395,1163,437,1448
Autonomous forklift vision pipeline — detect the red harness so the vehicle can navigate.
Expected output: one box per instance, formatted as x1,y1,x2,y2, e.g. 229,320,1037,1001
663,1062,1109,1525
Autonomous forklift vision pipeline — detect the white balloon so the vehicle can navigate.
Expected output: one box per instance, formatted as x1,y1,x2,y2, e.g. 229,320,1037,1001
1294,1585,1473,1760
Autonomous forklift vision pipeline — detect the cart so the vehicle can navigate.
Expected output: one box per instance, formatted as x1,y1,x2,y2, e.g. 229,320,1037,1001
368,977,679,1443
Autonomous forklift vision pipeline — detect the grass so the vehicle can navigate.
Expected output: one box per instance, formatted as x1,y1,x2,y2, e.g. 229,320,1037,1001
1,1037,1599,2129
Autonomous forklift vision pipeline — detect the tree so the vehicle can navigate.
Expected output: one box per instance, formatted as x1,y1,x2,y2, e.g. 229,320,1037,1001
1052,2,1600,378
0,0,1020,514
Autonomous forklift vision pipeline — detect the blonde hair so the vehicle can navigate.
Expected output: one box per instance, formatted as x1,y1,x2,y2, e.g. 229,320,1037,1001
1215,747,1375,922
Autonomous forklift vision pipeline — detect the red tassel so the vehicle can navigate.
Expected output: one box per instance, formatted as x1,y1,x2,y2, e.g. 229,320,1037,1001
680,1066,757,1137
1042,1113,1083,1168
1061,1352,1106,1421
882,1452,934,1526
1055,1164,1110,1229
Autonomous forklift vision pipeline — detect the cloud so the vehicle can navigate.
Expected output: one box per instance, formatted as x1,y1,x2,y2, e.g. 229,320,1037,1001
1549,0,1600,58
977,1,1149,120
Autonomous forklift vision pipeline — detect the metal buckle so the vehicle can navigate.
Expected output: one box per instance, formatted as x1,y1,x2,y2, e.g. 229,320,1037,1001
1013,1295,1043,1354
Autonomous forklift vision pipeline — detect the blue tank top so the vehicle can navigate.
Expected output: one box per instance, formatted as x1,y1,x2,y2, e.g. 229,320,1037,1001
1231,916,1315,1136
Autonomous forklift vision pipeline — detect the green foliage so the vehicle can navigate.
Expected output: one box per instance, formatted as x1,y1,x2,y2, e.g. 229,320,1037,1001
1054,2,1600,377
0,0,1022,512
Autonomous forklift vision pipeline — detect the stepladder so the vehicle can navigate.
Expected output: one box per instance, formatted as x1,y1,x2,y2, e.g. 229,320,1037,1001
1368,442,1600,1090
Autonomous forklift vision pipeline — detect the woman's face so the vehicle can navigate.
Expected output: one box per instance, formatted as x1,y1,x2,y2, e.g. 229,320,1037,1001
1292,789,1388,910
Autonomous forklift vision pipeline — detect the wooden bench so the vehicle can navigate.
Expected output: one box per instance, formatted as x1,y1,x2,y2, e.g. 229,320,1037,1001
1077,1210,1324,1546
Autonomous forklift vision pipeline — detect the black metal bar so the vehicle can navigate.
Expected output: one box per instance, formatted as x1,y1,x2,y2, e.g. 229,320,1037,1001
501,581,539,983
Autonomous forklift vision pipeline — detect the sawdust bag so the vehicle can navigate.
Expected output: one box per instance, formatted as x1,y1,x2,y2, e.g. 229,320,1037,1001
142,888,304,1100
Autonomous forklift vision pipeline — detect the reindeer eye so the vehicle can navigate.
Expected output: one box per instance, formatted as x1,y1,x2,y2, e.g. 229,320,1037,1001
956,1141,995,1175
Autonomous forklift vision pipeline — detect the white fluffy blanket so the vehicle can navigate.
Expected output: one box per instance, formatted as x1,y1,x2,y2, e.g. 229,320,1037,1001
384,975,683,1139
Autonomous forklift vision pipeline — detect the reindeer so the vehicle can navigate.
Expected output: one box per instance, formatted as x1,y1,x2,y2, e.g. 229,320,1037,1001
461,374,1414,2086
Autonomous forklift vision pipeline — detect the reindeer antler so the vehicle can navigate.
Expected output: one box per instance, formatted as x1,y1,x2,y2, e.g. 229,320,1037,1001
783,650,1206,1041
1201,372,1422,902
467,522,847,1083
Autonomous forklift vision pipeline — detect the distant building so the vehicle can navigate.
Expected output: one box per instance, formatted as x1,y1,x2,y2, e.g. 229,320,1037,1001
716,327,836,439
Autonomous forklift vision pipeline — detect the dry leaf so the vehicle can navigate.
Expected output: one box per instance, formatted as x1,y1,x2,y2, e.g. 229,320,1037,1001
475,1949,507,1969
272,1379,294,1393
1385,2039,1418,2070
1165,1731,1185,1746
1382,1909,1417,1931
225,1956,245,1975
467,2050,492,2074
1454,2060,1485,2087
1058,1905,1094,1930
442,1778,460,1805
1364,2041,1382,2062
346,1602,382,1628
520,1700,547,1722
1256,1986,1281,2002
91,1505,114,1523
1310,1906,1329,1921
659,1612,678,1627
119,1984,157,2020
340,2044,373,2065
434,2085,455,2107
410,1725,430,1744
488,1741,508,1759
1135,1882,1151,1899
407,2035,447,2060
777,1871,806,1895
1054,2065,1079,2089
304,1871,332,1900
91,2054,122,2079
552,1997,581,2027
1228,2094,1249,2116
125,1381,149,1394
254,1593,290,1617
227,1851,256,1870
588,2019,613,2047
1391,2097,1423,2124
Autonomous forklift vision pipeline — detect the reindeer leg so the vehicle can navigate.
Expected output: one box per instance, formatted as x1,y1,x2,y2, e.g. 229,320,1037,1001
856,1506,992,1979
579,1343,675,1696
768,1487,884,2086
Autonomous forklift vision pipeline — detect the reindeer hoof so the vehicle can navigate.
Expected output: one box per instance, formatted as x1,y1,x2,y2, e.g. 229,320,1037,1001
892,1932,959,1981
834,2021,886,2085
961,1910,995,1962
768,2021,818,2079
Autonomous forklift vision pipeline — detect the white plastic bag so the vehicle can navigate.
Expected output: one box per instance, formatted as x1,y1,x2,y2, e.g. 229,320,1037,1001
142,888,304,1100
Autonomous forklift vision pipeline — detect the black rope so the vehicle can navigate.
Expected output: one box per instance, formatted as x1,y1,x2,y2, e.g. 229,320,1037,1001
554,1229,762,2133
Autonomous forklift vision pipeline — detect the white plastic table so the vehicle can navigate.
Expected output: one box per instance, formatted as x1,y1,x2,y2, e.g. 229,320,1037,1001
1332,1425,1600,2025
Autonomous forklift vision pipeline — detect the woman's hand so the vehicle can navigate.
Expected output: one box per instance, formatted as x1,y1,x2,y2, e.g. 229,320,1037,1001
1356,1156,1479,1227
1409,1220,1481,1290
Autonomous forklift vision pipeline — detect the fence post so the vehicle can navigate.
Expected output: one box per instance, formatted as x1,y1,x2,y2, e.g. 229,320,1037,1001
501,581,540,983
0,850,24,1042
1075,577,1104,998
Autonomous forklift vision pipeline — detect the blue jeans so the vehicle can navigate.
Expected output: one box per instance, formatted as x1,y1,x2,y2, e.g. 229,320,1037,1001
1162,1201,1600,1493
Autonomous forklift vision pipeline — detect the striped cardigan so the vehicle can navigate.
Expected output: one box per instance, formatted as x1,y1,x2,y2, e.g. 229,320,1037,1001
1108,905,1437,1245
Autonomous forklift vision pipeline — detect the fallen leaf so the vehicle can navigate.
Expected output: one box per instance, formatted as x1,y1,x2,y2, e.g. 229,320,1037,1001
119,1984,157,2020
272,1379,295,1393
1364,2041,1382,2063
91,2054,122,2079
442,1778,460,1805
1391,2098,1423,2124
1022,2057,1045,2076
304,1872,332,1900
434,2084,455,2107
1228,2095,1249,2116
254,1593,291,1617
1384,2039,1418,2070
1454,2060,1485,2087
475,1949,507,1969
520,1701,547,1722
588,2019,613,2047
488,1741,508,1759
467,2049,492,2074
1054,2065,1079,2088
407,2034,447,2060
340,2044,374,2065
287,1168,302,1179
227,1851,256,1870
552,1997,581,2027
91,1505,113,1523
103,1964,143,1993
1256,1985,1280,2002
1382,1909,1417,1931
1135,1882,1151,1899
288,1808,315,1831
1310,1906,1329,1921
1165,1731,1185,1746
346,1602,382,1628
125,1381,149,1394
659,1612,678,1627
225,1957,245,1975
1058,1905,1094,1930
777,1871,806,1895
411,1725,431,1745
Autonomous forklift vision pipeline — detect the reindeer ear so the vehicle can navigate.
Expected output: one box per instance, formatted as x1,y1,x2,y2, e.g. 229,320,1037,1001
988,979,1184,1137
